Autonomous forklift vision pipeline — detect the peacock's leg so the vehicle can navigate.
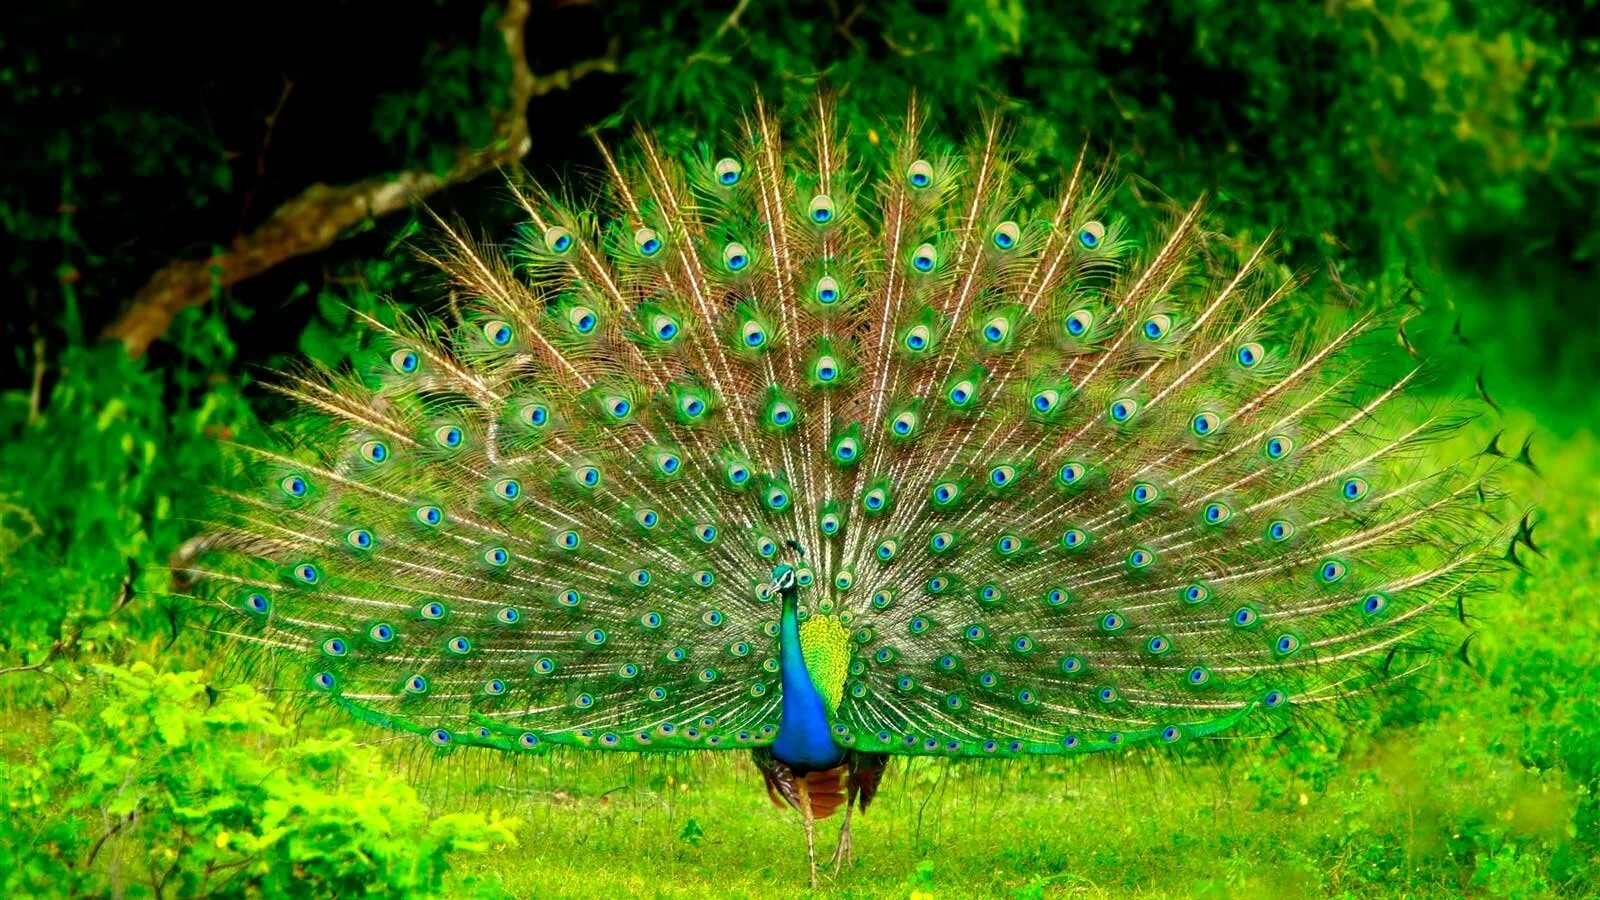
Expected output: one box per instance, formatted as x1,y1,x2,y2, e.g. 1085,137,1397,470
796,777,818,889
830,800,854,874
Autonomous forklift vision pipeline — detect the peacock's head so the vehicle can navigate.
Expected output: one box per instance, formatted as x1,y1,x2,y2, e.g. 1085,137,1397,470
768,563,798,599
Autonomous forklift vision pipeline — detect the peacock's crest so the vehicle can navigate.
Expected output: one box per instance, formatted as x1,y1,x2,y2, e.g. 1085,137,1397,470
177,93,1513,777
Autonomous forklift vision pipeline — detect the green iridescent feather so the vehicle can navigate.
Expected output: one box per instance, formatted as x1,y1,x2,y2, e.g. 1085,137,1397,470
174,92,1514,764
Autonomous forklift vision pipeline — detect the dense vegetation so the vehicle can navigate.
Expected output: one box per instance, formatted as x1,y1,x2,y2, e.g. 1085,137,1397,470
2,0,1594,895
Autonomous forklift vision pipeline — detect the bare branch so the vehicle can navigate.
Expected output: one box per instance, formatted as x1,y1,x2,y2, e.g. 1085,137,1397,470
100,0,617,357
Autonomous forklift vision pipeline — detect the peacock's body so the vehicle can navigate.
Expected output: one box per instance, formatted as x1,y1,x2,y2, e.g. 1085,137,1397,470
177,95,1513,885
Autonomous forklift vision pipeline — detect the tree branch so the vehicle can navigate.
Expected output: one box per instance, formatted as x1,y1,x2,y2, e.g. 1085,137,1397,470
100,0,616,357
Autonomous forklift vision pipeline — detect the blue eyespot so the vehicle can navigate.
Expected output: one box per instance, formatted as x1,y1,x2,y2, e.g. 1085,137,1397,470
294,563,320,585
1058,462,1085,485
391,349,420,373
421,601,445,619
346,529,372,550
280,474,308,497
369,622,394,641
1078,221,1105,249
1237,342,1263,368
908,160,933,188
544,225,573,253
1264,690,1287,708
360,440,389,463
497,607,520,624
1098,687,1117,703
406,674,429,693
314,672,336,690
715,158,742,185
1065,309,1092,337
1109,399,1135,422
245,592,269,613
485,321,514,346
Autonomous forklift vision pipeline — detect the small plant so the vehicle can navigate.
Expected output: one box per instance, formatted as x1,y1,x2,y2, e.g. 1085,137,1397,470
0,662,518,898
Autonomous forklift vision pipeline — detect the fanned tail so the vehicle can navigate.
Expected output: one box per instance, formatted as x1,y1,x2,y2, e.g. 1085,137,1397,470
170,92,1514,763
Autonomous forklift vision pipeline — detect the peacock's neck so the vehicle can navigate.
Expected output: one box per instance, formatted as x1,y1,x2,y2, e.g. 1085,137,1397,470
771,592,846,771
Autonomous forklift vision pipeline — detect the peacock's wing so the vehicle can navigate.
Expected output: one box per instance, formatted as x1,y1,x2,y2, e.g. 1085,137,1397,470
182,94,1510,759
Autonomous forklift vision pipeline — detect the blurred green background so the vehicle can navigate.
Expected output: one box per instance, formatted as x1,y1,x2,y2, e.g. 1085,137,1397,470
1,0,1595,896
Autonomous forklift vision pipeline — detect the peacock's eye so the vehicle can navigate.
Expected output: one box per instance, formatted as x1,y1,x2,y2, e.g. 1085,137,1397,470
483,320,514,346
568,306,598,334
908,160,934,188
911,243,937,273
1064,308,1094,338
815,276,840,305
543,225,573,253
992,221,1020,250
981,316,1010,344
1236,342,1264,368
808,194,836,224
634,228,662,256
723,242,750,272
1078,220,1105,249
390,349,420,373
1142,314,1171,341
742,320,767,348
904,324,931,353
715,157,742,185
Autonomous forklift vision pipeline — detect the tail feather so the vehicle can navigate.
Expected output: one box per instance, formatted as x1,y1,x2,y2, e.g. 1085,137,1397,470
173,93,1513,761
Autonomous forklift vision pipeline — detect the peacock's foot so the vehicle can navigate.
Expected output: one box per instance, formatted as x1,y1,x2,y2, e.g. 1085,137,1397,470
830,821,854,875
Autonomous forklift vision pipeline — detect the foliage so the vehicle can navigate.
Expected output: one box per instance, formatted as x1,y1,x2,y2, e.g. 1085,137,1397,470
0,662,517,898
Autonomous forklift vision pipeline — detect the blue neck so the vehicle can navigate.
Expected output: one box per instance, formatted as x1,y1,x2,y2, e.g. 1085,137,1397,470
770,592,845,771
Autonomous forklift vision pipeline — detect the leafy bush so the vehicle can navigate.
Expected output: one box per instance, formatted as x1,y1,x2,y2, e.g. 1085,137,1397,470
0,662,518,898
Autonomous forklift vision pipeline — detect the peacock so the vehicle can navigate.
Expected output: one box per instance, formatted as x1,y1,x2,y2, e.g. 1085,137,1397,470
173,93,1518,887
